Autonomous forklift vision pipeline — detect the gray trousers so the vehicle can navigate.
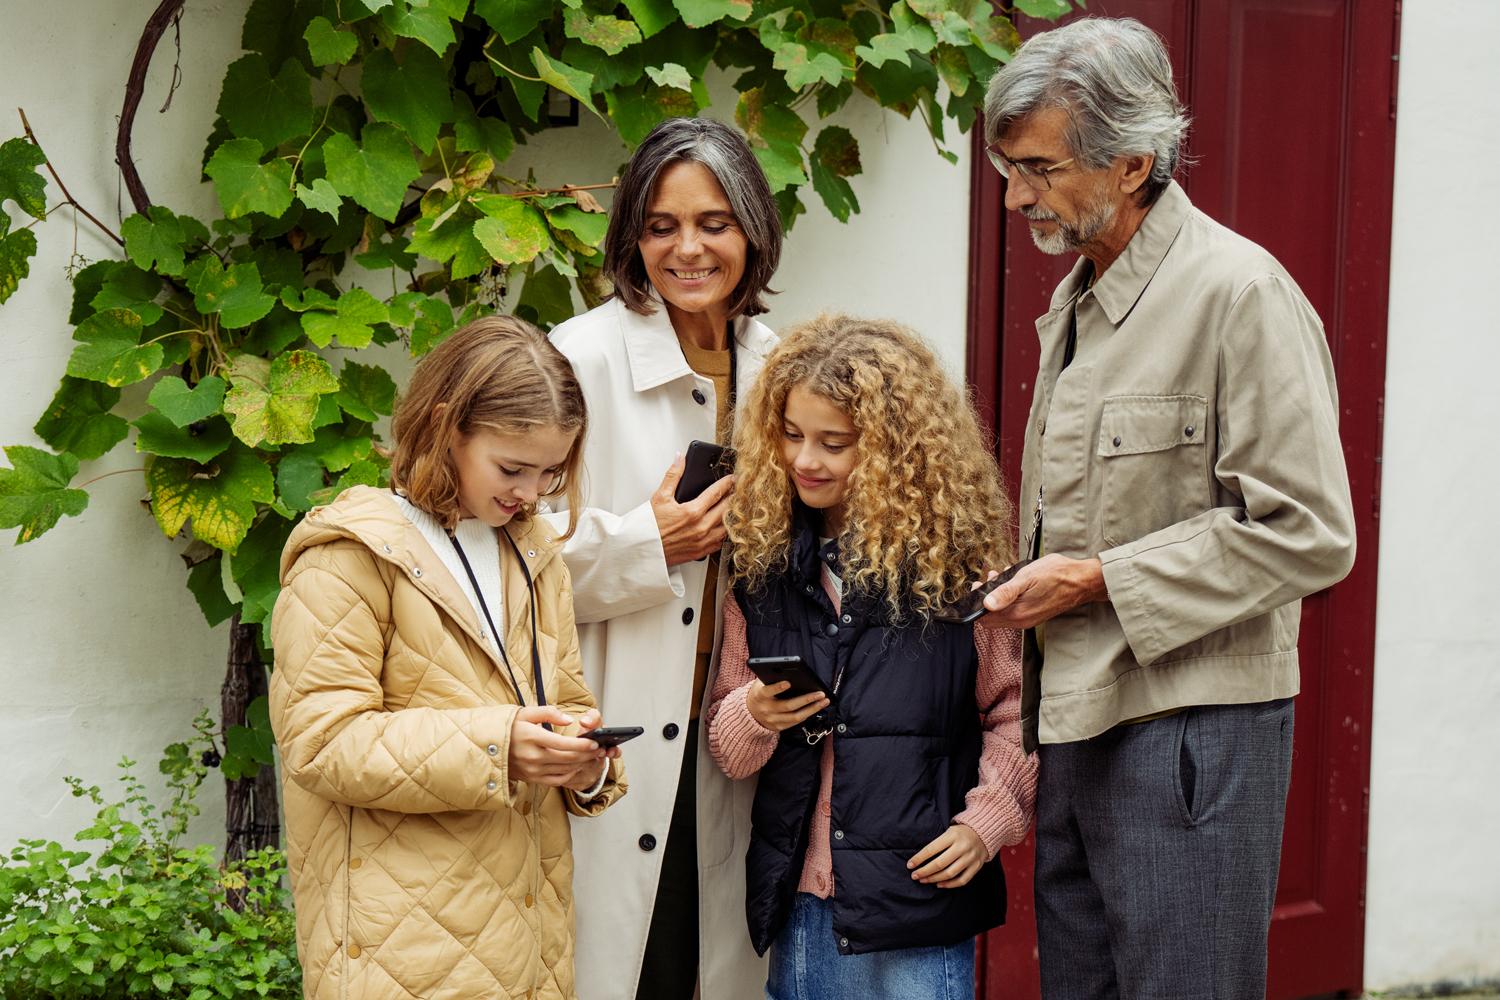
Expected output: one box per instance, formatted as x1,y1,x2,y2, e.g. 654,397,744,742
1035,699,1295,1000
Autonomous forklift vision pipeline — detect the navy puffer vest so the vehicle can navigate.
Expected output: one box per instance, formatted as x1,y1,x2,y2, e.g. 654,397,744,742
735,510,1007,956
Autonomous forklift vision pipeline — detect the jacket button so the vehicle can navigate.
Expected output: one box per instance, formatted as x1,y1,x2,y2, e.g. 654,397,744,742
521,799,532,816
524,893,535,908
349,857,362,870
833,829,844,840
839,937,849,949
382,544,392,554
348,944,361,959
682,608,694,625
1112,435,1122,448
413,567,423,577
663,723,680,740
836,723,847,734
692,388,707,405
486,780,497,791
840,613,851,624
487,743,499,756
1184,425,1196,437
804,584,816,595
639,833,657,852
824,622,838,637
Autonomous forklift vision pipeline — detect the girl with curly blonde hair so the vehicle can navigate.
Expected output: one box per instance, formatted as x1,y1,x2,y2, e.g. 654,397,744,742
703,314,1037,999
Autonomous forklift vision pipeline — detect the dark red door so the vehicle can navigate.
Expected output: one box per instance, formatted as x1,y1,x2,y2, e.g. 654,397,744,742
968,2,1398,997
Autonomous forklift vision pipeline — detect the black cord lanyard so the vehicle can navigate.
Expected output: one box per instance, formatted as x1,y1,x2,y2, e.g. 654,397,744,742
447,528,547,719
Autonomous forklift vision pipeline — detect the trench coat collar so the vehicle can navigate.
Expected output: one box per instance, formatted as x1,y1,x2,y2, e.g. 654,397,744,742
1041,180,1192,328
617,290,778,394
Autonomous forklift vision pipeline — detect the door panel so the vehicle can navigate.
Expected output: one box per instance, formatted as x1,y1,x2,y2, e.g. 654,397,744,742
970,2,1396,997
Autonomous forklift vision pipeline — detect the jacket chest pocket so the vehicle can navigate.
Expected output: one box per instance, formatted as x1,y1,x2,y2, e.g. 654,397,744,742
1096,394,1208,548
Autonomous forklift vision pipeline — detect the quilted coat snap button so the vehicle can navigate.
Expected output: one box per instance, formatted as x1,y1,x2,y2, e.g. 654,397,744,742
639,833,657,852
348,857,362,871
487,743,499,756
412,567,423,578
524,893,535,908
840,614,852,624
382,544,392,554
486,780,497,792
527,550,536,558
1184,425,1196,438
348,944,361,959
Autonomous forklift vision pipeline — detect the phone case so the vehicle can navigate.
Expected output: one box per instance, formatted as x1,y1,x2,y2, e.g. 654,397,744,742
674,440,735,503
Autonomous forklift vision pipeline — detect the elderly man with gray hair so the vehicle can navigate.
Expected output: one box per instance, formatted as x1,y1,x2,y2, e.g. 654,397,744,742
976,17,1356,999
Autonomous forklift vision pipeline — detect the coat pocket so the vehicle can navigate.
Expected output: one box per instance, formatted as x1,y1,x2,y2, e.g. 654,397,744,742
1096,394,1208,548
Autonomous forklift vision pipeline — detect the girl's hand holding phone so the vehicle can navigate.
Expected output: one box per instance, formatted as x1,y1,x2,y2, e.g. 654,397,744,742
907,823,987,889
745,680,830,732
508,706,614,788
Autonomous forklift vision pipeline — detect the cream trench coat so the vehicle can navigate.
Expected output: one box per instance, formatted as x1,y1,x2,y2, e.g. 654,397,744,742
545,296,776,1000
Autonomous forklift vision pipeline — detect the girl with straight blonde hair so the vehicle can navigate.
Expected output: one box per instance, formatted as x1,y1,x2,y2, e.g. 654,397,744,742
270,315,627,1000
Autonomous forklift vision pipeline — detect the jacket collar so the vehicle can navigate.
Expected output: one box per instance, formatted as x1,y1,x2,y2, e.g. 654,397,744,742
1041,180,1192,327
280,486,564,645
615,291,779,394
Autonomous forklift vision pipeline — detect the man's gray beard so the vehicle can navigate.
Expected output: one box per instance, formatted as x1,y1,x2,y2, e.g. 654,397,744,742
1025,195,1117,256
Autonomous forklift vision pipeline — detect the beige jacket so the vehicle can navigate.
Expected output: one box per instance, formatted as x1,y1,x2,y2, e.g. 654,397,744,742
269,486,625,1000
1019,182,1357,746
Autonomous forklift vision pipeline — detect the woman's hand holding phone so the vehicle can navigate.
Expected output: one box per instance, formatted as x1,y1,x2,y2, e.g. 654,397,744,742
508,706,616,789
651,455,736,566
745,679,830,732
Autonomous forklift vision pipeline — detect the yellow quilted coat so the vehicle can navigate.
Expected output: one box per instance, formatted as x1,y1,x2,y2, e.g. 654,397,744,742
269,486,625,1000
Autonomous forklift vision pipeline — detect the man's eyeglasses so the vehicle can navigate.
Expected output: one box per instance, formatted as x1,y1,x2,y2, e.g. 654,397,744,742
986,145,1076,191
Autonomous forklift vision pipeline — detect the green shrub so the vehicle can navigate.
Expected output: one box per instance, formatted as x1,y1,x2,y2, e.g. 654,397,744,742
0,714,300,999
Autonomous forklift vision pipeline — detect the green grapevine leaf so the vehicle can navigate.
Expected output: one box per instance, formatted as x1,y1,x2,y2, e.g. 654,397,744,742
300,288,388,348
222,351,340,447
185,258,276,329
0,137,48,219
322,125,420,222
644,62,692,91
530,48,597,110
147,376,228,428
303,16,358,65
334,361,397,421
205,139,296,219
66,309,164,387
380,0,458,54
275,448,325,512
564,9,642,54
217,55,314,149
474,0,551,44
1014,0,1072,17
0,214,39,305
91,263,164,326
0,446,87,544
623,0,678,37
472,196,549,266
810,126,861,222
186,554,236,627
32,378,129,461
146,444,275,552
361,46,452,154
132,412,234,463
674,0,752,29
296,178,343,217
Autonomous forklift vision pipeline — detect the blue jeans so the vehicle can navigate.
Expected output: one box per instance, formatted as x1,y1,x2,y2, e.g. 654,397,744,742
766,893,975,1000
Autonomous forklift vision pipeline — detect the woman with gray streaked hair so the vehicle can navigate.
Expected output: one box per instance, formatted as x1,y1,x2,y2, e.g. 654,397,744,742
545,117,782,1000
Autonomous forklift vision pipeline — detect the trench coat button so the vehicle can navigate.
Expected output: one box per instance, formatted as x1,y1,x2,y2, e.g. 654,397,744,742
1112,435,1122,448
840,613,851,624
1184,425,1196,438
487,743,499,756
348,857,362,871
486,779,498,791
824,622,838,637
639,833,657,852
682,608,695,625
833,829,844,840
692,388,707,405
524,893,535,908
836,723,847,734
348,944,361,959
663,723,680,740
413,567,423,578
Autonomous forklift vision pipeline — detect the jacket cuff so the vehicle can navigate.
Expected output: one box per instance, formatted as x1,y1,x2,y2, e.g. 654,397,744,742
954,797,1027,863
461,704,522,809
565,757,626,817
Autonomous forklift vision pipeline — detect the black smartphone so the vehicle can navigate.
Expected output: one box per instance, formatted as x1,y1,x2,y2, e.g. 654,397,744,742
748,655,834,701
932,559,1035,624
674,440,736,504
580,726,644,748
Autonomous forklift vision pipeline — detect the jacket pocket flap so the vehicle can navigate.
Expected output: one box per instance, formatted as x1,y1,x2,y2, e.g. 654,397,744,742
1097,394,1208,456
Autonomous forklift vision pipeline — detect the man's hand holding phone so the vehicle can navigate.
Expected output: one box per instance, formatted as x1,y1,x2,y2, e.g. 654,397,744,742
745,679,830,732
978,553,1109,630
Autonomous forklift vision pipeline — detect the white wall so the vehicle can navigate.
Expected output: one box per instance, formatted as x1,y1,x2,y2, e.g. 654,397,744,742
1364,0,1500,990
0,2,971,854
